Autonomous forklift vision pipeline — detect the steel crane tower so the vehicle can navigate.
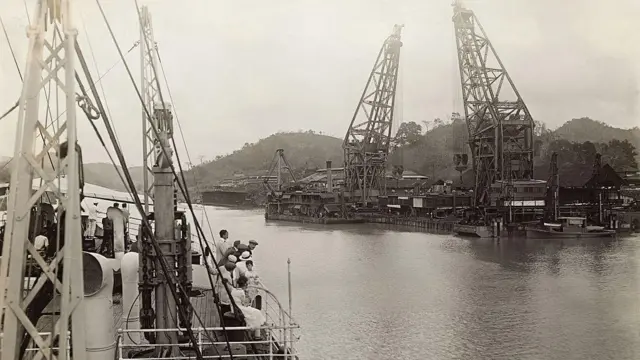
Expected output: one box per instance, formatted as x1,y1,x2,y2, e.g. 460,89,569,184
343,24,403,205
452,1,535,207
0,1,88,359
137,5,190,356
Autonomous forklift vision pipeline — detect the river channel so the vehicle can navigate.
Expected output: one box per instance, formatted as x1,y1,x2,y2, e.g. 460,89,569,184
199,206,640,360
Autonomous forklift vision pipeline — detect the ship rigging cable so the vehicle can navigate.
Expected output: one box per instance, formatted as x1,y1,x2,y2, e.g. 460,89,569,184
75,25,246,357
0,40,139,124
75,41,206,360
131,1,251,352
93,0,243,356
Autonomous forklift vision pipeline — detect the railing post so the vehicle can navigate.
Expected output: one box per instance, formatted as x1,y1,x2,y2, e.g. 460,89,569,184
287,258,293,360
118,334,123,360
269,331,273,360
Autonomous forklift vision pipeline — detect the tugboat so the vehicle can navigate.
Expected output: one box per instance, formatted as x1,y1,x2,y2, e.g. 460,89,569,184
525,216,616,239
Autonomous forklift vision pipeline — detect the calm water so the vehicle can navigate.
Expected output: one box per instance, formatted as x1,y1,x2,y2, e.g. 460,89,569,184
198,206,640,360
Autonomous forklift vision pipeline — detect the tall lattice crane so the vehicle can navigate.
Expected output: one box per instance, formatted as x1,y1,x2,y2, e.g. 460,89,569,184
452,1,535,207
343,24,403,205
0,1,88,359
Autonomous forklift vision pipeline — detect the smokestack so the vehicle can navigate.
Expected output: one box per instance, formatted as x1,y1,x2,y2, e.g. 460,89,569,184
326,160,333,192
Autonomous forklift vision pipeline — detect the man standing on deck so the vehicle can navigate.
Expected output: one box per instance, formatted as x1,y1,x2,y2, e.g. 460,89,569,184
212,229,230,266
85,201,98,238
247,240,258,256
220,240,241,264
121,203,130,250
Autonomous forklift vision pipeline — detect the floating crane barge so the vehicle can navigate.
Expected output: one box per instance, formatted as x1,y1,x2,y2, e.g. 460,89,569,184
264,1,631,238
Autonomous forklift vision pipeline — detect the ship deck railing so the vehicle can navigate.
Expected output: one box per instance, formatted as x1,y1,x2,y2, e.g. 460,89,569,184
116,323,300,359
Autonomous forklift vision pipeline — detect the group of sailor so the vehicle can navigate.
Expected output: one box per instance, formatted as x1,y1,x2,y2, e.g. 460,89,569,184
83,201,130,256
204,230,264,325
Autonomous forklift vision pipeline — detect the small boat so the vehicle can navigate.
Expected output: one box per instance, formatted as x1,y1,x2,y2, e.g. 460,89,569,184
525,216,616,238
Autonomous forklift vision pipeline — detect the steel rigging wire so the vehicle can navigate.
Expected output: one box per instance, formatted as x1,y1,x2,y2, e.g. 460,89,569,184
130,0,251,351
128,0,245,328
92,1,245,356
75,42,206,360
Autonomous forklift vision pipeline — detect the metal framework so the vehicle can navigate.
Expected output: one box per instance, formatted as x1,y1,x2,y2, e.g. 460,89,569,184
137,5,188,356
140,4,162,214
0,1,87,359
343,24,403,205
264,149,297,196
545,152,559,221
452,1,534,207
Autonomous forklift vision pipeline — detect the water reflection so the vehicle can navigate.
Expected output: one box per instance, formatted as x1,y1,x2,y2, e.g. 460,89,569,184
200,207,640,360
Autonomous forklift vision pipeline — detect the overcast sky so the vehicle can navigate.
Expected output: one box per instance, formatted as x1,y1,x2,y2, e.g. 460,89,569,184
1,0,638,166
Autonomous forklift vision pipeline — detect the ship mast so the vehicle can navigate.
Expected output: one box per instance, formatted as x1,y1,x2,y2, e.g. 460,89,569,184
140,4,161,214
343,24,403,206
452,0,535,208
138,4,183,356
0,0,87,359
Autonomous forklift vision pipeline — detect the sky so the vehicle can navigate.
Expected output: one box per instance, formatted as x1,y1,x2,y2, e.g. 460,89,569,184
0,0,638,166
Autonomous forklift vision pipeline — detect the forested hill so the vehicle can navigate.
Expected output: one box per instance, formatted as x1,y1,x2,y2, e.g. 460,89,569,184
181,118,639,190
1,118,636,191
554,117,640,160
185,131,344,190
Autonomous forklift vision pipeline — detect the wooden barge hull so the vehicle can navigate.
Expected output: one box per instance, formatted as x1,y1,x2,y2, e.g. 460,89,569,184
265,213,365,224
525,227,617,239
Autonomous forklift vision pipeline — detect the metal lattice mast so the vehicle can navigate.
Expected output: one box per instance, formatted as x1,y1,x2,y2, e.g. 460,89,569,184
140,5,160,214
343,24,403,205
452,1,535,207
137,5,183,355
0,1,87,359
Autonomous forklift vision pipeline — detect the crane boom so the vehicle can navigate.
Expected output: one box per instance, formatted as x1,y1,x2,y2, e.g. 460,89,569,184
0,1,87,359
343,24,404,205
452,1,535,207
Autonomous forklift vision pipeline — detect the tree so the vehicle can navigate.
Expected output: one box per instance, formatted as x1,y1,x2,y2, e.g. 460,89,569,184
421,120,432,133
395,121,422,145
601,139,638,170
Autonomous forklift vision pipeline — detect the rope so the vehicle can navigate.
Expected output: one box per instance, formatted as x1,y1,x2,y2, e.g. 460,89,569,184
87,4,236,357
130,1,241,355
0,15,23,81
76,38,206,358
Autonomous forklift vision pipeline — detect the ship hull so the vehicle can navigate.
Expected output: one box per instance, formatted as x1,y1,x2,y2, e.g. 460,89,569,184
201,190,261,208
454,224,493,238
525,227,616,239
265,213,365,224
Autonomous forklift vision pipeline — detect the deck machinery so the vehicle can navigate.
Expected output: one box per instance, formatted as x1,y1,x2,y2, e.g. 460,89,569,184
137,5,193,356
343,25,404,206
452,1,535,210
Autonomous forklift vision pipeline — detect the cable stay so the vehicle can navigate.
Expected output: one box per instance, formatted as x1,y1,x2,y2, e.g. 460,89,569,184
1,2,297,359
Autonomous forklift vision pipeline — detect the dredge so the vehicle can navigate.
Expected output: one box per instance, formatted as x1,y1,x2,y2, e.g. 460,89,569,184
0,1,298,359
265,1,633,238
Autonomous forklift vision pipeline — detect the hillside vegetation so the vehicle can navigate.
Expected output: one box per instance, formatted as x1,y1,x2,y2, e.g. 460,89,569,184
1,118,637,192
183,117,638,191
186,131,344,190
553,117,640,163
